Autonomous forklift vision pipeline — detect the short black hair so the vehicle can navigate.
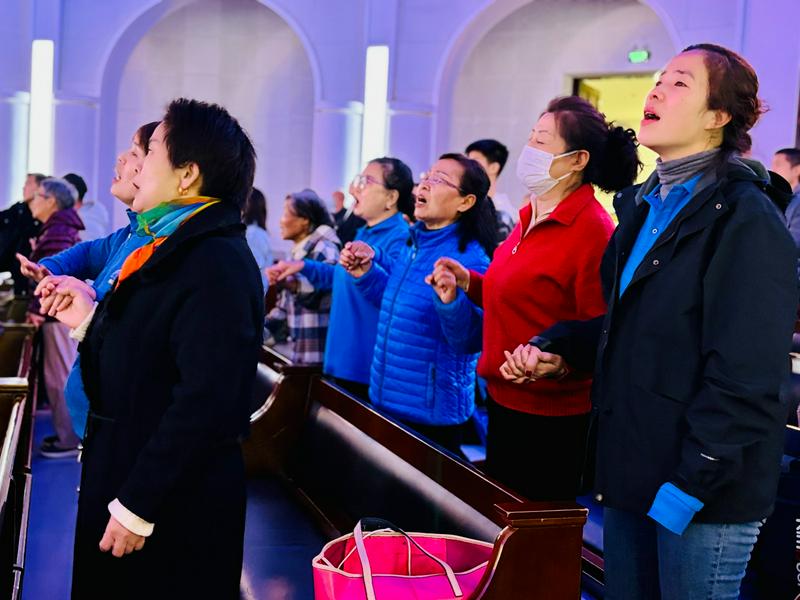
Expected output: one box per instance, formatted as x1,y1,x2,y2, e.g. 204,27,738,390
465,139,509,174
286,189,333,231
776,148,800,168
27,173,47,185
162,98,256,209
244,187,267,230
63,173,87,200
136,121,160,154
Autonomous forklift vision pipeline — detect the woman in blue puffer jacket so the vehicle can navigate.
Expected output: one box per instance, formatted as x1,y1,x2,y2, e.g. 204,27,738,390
342,153,496,454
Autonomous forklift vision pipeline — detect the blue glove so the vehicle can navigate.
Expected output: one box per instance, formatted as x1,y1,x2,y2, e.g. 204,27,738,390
647,482,704,535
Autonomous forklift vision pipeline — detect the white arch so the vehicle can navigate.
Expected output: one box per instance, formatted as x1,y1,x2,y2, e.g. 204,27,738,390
94,0,322,227
430,0,680,156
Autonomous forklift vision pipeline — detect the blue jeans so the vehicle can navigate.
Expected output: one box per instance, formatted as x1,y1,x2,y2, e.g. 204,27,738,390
603,507,762,599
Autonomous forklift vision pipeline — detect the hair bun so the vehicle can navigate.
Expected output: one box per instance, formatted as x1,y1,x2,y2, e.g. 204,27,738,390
606,125,638,148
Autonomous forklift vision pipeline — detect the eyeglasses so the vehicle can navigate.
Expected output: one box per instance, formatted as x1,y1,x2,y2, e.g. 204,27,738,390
419,172,461,192
351,174,386,191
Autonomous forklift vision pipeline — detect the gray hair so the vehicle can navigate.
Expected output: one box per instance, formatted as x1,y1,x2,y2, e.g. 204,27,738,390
40,177,78,210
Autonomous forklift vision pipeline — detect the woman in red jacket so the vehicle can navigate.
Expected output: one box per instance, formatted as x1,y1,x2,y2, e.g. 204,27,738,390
431,96,639,500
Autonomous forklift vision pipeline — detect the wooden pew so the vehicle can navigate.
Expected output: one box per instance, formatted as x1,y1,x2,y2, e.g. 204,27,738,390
0,324,36,600
0,378,30,600
243,347,592,599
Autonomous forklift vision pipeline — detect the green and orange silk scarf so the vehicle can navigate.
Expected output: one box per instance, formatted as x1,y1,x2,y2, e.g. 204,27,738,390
116,196,221,287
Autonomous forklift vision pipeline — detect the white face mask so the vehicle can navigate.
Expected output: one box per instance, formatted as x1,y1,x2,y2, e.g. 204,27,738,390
516,145,578,197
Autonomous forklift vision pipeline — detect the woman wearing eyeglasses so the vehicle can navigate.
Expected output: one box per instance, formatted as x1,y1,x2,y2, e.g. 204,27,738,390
430,97,640,499
340,153,496,454
266,158,413,398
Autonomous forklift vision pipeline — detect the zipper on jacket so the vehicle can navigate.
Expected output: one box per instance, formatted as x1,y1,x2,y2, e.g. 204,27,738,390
511,228,524,255
378,243,418,401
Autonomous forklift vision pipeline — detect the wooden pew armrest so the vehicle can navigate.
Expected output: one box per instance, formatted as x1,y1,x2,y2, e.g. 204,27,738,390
470,502,588,599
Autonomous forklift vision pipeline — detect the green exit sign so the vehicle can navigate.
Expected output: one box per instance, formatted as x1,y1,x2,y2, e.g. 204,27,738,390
628,49,651,64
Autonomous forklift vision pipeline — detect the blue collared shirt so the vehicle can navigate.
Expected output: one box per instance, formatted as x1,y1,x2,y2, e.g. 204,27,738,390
619,174,701,296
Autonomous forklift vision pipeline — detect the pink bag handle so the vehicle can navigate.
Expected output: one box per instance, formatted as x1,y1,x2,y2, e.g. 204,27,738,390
336,528,411,574
353,519,463,599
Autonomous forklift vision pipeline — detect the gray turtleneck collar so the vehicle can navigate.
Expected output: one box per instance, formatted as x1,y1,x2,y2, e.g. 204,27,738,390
655,148,721,200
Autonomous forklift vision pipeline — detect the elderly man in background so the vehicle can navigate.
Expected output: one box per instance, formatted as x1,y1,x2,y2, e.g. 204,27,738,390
0,173,45,293
28,177,85,458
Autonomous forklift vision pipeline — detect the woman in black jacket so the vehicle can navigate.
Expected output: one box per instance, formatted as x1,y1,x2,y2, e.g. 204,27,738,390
502,44,797,599
37,98,262,599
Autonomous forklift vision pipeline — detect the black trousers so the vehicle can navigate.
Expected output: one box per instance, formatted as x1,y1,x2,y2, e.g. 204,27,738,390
402,420,466,459
329,376,370,403
485,396,589,501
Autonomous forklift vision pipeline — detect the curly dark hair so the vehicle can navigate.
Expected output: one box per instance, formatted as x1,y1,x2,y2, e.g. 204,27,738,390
545,96,641,193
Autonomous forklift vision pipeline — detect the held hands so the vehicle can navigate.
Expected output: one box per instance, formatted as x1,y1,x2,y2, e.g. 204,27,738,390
34,275,96,328
265,260,304,290
16,253,51,283
499,344,568,384
425,258,470,304
339,241,374,278
99,516,146,558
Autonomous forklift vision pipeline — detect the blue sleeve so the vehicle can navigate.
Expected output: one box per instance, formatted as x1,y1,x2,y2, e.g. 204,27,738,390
433,248,488,353
647,482,704,535
39,228,126,280
353,261,390,307
372,231,408,273
301,259,336,292
434,289,483,353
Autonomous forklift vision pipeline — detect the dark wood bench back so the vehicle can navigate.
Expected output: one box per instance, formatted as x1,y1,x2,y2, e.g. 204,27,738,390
289,390,501,542
0,325,34,379
244,352,590,599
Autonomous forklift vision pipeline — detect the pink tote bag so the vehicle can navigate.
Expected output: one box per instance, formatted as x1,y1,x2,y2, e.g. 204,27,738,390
312,518,494,600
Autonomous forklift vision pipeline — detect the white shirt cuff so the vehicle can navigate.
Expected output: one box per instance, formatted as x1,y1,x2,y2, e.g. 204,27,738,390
69,303,98,342
108,498,155,537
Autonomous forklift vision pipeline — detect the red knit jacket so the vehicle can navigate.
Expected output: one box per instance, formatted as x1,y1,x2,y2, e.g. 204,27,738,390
468,184,614,416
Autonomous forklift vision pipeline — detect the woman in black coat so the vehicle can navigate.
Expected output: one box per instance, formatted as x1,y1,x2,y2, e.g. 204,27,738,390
37,98,263,599
501,45,797,598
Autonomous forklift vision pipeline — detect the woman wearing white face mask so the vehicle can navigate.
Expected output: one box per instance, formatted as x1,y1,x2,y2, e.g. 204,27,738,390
429,96,639,500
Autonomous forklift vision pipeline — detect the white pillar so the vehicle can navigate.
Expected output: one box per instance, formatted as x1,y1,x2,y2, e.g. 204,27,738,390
52,94,99,192
310,100,363,200
387,101,435,179
0,93,31,206
740,0,800,161
0,0,33,206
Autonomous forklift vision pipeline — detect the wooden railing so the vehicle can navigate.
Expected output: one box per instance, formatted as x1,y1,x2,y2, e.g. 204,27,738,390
0,323,35,600
244,348,591,599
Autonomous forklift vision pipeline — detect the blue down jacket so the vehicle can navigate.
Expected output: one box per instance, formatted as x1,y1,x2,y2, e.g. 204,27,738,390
355,221,489,426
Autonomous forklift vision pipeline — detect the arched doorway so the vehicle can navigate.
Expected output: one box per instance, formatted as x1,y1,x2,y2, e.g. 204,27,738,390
102,0,317,241
438,0,675,211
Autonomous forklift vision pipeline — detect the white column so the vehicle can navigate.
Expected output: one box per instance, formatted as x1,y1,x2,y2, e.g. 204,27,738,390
0,92,31,206
387,101,435,179
52,94,99,189
740,0,800,161
310,100,363,199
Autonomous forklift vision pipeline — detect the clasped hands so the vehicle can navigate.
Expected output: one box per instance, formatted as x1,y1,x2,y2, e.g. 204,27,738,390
16,254,97,328
339,241,375,277
425,257,567,384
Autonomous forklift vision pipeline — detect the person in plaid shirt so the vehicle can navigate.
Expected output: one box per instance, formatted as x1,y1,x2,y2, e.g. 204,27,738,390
266,188,340,364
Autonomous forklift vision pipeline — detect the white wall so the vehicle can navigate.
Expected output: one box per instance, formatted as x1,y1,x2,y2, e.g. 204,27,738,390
0,1,33,205
115,0,315,241
1,0,798,219
447,0,675,209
